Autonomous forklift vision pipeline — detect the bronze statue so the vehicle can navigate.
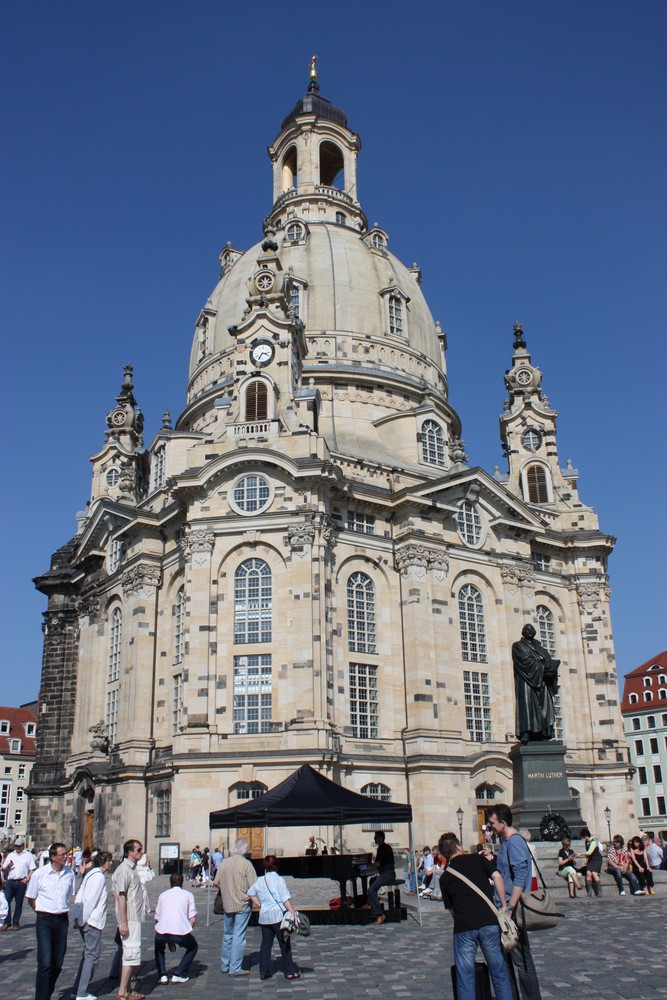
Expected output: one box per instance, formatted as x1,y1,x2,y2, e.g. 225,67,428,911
512,624,560,743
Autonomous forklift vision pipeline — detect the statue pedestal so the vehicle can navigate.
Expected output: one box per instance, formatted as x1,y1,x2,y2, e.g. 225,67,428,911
510,742,584,838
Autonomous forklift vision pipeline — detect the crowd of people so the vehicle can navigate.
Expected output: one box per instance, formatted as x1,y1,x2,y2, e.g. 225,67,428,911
1,820,665,1000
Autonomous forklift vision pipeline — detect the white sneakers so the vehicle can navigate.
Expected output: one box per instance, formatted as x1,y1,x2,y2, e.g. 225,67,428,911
171,975,189,983
160,976,169,984
75,994,97,1000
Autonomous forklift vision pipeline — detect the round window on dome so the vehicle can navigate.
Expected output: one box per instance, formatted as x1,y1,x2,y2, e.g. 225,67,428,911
106,469,120,487
286,223,304,242
229,474,274,515
522,428,542,452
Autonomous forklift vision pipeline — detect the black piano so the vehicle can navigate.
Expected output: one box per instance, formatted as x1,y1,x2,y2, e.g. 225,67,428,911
251,852,373,905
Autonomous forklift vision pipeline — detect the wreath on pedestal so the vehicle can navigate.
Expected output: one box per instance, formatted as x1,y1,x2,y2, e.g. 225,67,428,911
539,813,571,841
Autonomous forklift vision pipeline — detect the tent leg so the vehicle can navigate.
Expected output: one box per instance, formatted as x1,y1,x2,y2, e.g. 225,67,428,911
206,829,213,928
409,821,422,927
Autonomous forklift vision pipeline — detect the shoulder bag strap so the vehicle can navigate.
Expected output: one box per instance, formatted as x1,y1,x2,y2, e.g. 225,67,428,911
263,873,287,914
445,866,504,929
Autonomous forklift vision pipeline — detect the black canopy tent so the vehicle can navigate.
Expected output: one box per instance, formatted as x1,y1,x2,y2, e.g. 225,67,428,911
209,764,412,829
207,764,421,925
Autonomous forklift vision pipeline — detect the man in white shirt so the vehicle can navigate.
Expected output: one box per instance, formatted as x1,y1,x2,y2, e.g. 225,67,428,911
26,842,76,1000
111,839,146,1000
154,873,198,984
1,835,36,930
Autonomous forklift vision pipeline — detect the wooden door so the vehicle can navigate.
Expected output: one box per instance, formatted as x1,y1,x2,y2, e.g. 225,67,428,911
237,828,264,858
84,810,94,850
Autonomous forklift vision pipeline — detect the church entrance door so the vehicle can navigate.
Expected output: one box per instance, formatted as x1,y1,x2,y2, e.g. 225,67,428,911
237,827,264,858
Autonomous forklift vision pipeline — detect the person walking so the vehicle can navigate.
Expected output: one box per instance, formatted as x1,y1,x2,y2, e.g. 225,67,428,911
1,835,36,931
486,804,543,1000
154,873,198,984
111,838,147,1000
439,831,514,1000
212,837,255,977
26,842,76,1000
248,855,299,981
72,850,113,1000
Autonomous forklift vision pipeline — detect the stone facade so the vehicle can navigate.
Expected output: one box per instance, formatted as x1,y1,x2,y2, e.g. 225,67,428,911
29,75,633,858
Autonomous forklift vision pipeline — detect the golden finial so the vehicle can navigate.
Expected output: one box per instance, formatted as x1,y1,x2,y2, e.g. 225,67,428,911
309,54,318,82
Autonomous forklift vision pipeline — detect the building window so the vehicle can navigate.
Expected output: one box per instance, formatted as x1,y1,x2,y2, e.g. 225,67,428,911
18,765,26,780
174,589,186,666
235,782,266,800
637,766,647,784
290,285,300,318
234,559,272,644
648,715,656,728
24,723,36,737
533,552,551,572
457,501,482,546
653,765,662,783
663,714,667,727
156,789,171,837
650,737,659,754
172,673,183,736
660,690,667,700
635,739,644,756
632,717,640,730
108,538,124,574
108,608,122,682
643,677,652,687
16,788,25,802
349,663,379,739
658,796,666,814
233,654,272,734
475,784,498,801
458,584,487,662
421,420,446,466
13,809,22,826
629,693,638,704
644,692,653,702
641,797,651,817
286,222,303,242
463,670,492,742
0,721,8,735
536,606,563,740
346,511,375,534
388,294,403,335
522,428,542,452
371,232,385,250
525,465,550,503
230,474,272,514
106,687,119,744
8,739,21,754
347,572,377,654
245,380,269,422
361,782,392,832
335,211,346,225
0,782,9,828
106,468,120,487
152,447,166,491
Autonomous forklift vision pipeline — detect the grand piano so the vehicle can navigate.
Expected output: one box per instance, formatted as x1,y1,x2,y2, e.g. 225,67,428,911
251,852,373,905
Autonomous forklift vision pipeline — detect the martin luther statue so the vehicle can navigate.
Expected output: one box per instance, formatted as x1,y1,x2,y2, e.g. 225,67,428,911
512,624,560,743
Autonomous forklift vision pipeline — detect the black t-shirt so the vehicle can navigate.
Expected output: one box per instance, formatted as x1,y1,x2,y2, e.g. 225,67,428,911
440,854,499,933
375,842,395,872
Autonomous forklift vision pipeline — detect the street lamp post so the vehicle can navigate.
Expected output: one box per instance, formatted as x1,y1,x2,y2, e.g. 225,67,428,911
456,806,464,845
604,805,612,844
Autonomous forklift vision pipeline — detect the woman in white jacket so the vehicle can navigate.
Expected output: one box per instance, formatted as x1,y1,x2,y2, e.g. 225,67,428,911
72,850,113,1000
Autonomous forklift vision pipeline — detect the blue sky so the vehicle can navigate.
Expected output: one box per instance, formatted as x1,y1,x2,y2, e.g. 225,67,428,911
1,1,665,708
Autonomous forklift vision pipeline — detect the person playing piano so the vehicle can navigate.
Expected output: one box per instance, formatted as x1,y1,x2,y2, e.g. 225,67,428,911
366,831,396,925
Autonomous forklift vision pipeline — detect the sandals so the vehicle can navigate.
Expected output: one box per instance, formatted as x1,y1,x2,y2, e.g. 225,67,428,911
286,972,301,979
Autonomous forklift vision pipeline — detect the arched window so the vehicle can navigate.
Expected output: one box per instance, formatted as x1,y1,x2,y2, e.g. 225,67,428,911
155,788,171,837
108,608,122,682
347,572,377,654
388,294,403,335
643,677,652,687
659,690,667,700
234,559,272,643
629,693,639,704
644,691,653,702
174,588,186,665
421,420,446,466
458,584,487,662
245,380,269,422
319,141,344,188
282,145,297,191
525,464,550,503
457,501,482,545
152,447,166,491
361,782,392,832
536,606,556,655
234,781,267,800
475,784,499,801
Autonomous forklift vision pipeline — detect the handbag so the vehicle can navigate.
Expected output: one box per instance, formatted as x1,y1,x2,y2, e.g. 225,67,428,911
264,874,298,935
213,888,224,915
294,910,311,937
513,852,564,932
446,865,519,953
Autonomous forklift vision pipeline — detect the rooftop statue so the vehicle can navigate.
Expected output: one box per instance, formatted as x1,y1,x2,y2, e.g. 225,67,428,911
512,624,560,743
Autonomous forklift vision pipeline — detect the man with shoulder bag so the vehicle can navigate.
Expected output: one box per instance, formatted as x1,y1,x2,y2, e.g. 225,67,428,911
440,832,515,1000
486,805,543,1000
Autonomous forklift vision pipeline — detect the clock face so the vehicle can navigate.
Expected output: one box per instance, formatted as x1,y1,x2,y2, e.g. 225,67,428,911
250,341,274,367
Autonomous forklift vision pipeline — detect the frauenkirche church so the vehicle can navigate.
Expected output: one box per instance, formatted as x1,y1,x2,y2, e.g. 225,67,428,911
30,68,633,855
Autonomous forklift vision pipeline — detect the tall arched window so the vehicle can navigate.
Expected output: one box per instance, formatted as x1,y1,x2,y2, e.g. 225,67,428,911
388,294,403,335
108,608,122,682
347,572,376,654
361,782,392,832
457,501,482,545
421,420,446,466
319,140,344,187
458,584,487,662
174,588,186,665
536,604,563,739
234,559,272,643
245,380,269,422
525,465,549,503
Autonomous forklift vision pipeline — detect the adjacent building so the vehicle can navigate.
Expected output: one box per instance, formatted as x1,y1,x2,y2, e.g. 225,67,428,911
0,703,37,843
29,72,633,857
621,651,667,834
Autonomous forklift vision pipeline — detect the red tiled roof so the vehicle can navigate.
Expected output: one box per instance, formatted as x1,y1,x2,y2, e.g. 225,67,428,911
620,652,667,714
0,705,38,757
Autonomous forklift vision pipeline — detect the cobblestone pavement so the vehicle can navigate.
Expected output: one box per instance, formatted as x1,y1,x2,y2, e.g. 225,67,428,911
1,874,665,1000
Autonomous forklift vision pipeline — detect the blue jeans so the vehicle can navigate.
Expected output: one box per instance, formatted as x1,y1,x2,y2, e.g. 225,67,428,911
367,868,396,916
259,921,297,978
35,911,69,1000
608,866,640,894
453,924,514,1000
221,906,251,973
155,931,198,977
3,879,27,927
